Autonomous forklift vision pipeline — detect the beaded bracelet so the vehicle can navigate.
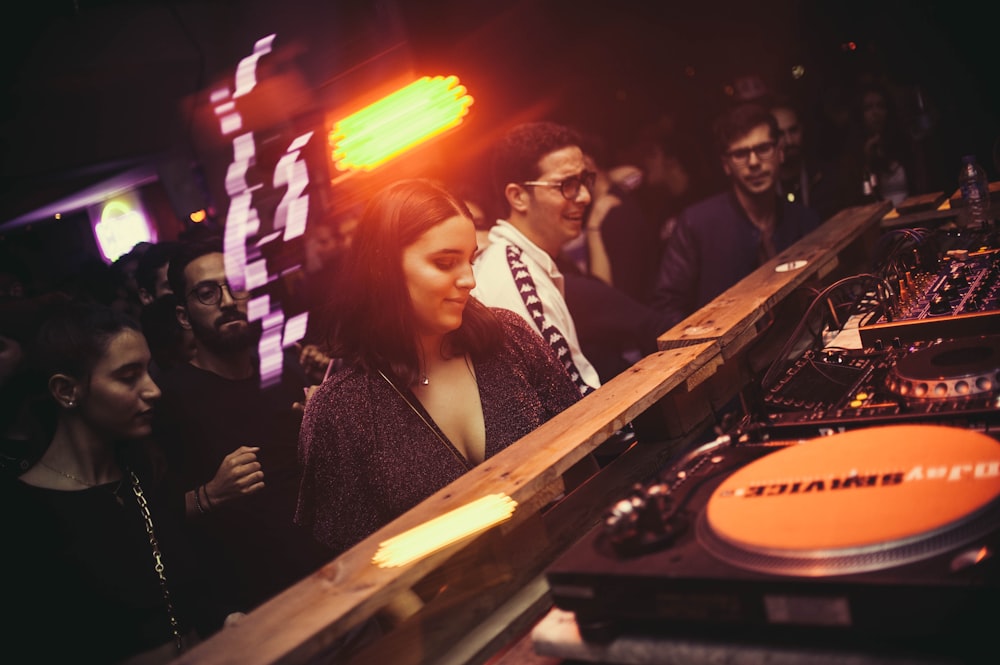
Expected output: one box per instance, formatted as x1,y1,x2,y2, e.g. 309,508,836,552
194,486,206,514
201,484,215,511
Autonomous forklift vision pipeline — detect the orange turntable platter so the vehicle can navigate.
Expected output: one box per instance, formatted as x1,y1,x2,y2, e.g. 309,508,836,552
705,425,1000,569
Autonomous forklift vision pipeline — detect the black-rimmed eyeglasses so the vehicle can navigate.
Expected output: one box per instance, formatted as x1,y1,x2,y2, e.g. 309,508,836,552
187,281,251,306
724,140,777,164
521,170,597,200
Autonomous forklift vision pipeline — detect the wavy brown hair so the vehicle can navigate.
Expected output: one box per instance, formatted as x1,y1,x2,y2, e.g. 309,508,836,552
326,179,502,385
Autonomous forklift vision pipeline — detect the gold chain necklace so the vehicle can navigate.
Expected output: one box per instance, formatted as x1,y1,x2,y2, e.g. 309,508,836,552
37,459,98,487
35,462,184,651
128,469,185,654
38,460,125,506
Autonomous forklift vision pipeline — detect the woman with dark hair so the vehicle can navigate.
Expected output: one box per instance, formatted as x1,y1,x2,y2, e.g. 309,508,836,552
841,80,919,207
295,179,590,555
2,301,226,664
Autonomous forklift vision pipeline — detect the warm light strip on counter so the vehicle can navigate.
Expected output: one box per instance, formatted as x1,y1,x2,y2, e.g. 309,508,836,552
372,493,517,568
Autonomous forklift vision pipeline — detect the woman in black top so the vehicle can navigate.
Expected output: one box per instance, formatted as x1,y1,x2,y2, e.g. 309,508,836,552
2,301,226,664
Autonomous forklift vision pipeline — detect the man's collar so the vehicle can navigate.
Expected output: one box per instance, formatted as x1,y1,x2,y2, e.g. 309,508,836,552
489,221,562,276
189,347,256,381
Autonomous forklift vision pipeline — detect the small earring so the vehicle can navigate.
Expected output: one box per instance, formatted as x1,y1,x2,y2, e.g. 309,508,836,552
66,400,75,408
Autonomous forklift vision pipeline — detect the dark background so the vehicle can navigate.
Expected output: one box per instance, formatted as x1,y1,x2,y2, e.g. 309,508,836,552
1,0,997,284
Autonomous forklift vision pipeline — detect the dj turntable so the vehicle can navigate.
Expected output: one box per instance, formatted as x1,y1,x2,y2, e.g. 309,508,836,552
546,425,1000,656
760,334,1000,439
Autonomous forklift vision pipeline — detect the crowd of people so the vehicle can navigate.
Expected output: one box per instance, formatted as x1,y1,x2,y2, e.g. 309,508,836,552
0,70,942,663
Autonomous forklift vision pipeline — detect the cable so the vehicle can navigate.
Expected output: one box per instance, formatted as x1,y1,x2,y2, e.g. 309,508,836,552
760,273,886,391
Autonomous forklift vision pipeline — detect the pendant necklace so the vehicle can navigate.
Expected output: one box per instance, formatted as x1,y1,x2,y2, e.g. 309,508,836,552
418,349,430,385
417,354,476,387
38,460,125,506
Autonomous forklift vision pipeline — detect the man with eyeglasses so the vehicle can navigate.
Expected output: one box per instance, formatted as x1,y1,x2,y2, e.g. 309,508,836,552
472,121,602,395
153,234,332,615
651,103,821,330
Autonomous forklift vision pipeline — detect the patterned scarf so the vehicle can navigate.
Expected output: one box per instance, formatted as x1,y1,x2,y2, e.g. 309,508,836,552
505,244,594,396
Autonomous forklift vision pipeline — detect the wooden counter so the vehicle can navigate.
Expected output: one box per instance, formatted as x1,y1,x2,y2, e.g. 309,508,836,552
655,200,889,437
171,202,889,665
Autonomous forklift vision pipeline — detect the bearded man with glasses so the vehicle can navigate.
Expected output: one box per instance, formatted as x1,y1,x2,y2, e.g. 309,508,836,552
152,234,333,616
651,103,821,331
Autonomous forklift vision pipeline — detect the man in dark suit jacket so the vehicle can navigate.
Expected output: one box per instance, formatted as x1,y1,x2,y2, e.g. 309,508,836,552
652,103,822,330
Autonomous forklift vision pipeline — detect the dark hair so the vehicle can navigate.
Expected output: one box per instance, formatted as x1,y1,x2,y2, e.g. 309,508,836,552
30,300,142,384
852,79,909,152
139,293,190,372
0,293,66,348
492,121,582,212
854,80,894,126
112,242,152,275
135,241,179,296
328,179,502,385
713,103,779,155
579,132,613,171
25,300,164,477
60,257,120,306
767,92,800,118
167,234,224,300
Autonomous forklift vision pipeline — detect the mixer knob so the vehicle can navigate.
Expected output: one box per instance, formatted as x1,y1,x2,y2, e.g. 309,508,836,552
948,266,968,287
929,294,951,315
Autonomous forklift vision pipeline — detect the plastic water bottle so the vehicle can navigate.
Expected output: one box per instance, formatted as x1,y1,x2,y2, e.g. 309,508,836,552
958,155,990,228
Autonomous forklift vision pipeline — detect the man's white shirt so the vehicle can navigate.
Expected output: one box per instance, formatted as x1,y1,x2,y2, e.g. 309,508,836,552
472,220,601,391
